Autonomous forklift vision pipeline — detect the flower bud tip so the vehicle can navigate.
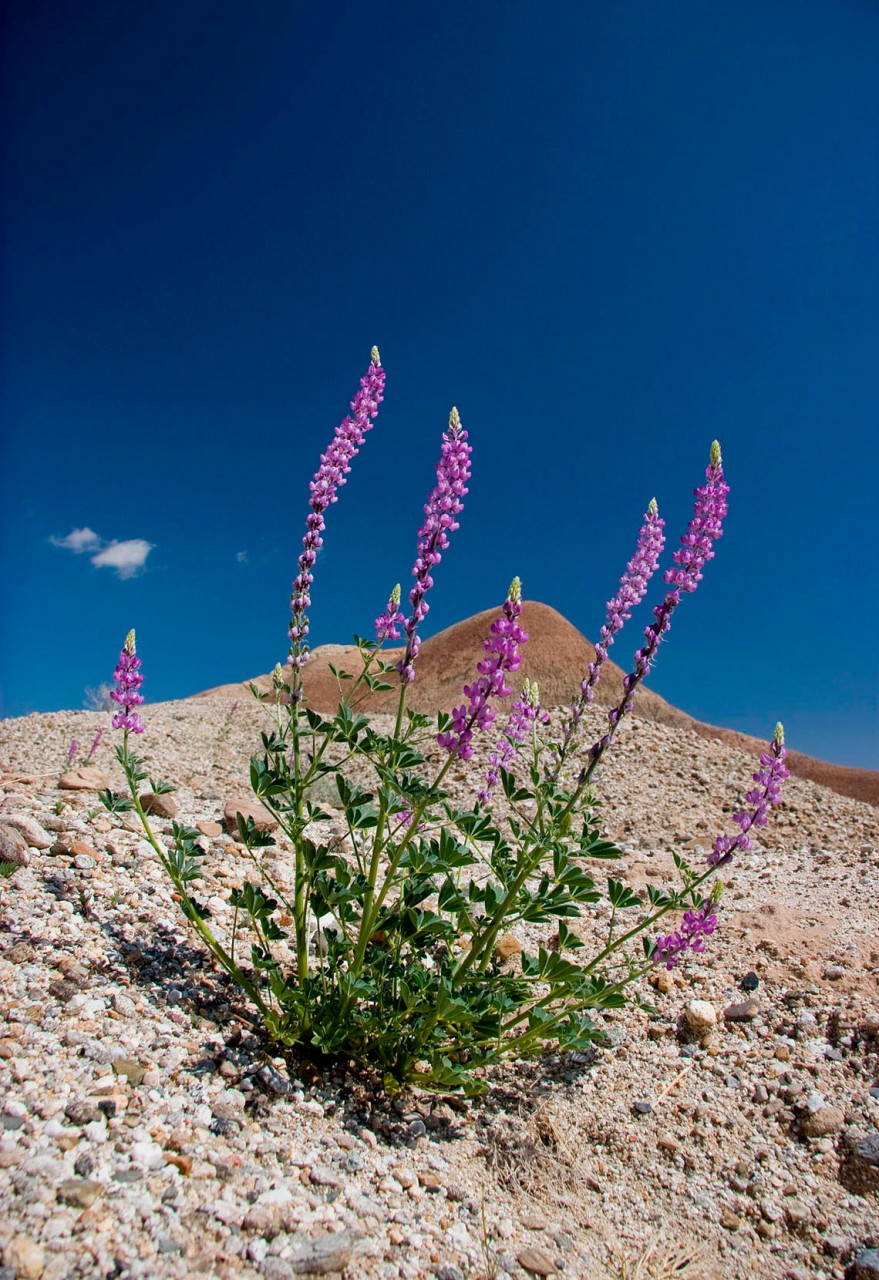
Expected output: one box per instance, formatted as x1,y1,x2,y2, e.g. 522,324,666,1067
448,406,461,436
647,497,658,516
370,345,381,366
773,721,784,747
508,576,522,604
710,440,722,469
124,629,136,655
390,583,401,607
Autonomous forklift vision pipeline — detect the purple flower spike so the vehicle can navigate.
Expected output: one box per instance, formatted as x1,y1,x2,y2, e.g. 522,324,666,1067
653,901,719,970
375,584,405,644
589,443,729,763
288,349,386,676
110,629,145,734
479,678,549,805
85,728,103,761
708,723,790,866
398,408,472,683
438,578,528,761
67,739,79,765
558,498,665,762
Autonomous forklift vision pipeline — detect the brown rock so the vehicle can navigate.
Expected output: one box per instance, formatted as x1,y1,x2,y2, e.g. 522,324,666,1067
59,767,109,791
58,1177,103,1209
223,798,276,836
3,1234,45,1277
112,1059,147,1086
139,791,179,818
196,821,223,838
724,999,760,1022
0,822,30,869
720,1210,743,1231
517,1246,557,1275
798,1105,845,1138
838,1131,879,1195
495,934,523,962
164,1153,193,1176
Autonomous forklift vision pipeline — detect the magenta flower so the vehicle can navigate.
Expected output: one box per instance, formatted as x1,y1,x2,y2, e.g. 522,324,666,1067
479,678,549,805
375,584,405,644
438,578,528,761
288,349,386,675
397,408,472,683
589,442,729,762
708,723,790,866
653,901,719,970
557,499,665,764
67,739,79,765
110,630,145,734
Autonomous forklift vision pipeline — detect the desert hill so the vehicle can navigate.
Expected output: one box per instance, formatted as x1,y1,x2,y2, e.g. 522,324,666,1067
198,600,878,808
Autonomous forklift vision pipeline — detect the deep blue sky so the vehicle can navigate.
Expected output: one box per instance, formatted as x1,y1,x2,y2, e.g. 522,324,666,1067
2,1,877,768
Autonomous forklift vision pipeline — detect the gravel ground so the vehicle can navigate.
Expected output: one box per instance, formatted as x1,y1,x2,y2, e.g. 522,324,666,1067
1,695,877,1280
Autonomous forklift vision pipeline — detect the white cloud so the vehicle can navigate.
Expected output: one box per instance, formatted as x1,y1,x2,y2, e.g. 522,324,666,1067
90,539,154,579
50,527,102,553
236,550,248,564
51,527,154,579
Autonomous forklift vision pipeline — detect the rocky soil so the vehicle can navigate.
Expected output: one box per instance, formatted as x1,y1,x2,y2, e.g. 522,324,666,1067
1,695,877,1280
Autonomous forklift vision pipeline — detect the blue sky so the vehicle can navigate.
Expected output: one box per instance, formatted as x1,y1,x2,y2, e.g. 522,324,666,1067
2,0,877,768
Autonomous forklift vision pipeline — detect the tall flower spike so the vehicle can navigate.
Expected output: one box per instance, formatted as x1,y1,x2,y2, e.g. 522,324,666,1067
375,584,405,644
587,443,729,766
397,407,472,683
708,723,790,866
554,498,666,771
110,629,145,734
288,350,386,681
438,577,528,761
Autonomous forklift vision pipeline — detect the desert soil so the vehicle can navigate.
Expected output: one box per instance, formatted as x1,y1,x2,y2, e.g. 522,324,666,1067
1,695,877,1280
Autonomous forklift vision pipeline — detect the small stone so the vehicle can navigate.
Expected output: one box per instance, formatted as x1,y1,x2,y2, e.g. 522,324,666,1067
849,1248,879,1279
223,798,276,836
1,816,53,849
823,964,846,981
57,1178,103,1209
284,1229,361,1275
435,1267,464,1280
211,1089,245,1121
724,1000,759,1022
139,791,179,818
242,1204,281,1237
799,1105,845,1138
0,823,30,869
839,1131,879,1195
517,1247,557,1276
73,854,95,871
649,969,675,994
684,1000,717,1032
65,1100,102,1126
197,821,223,838
632,1100,653,1115
775,1045,791,1061
112,1058,147,1086
59,767,109,791
741,971,760,992
521,1213,547,1230
720,1210,742,1231
3,1235,45,1278
495,934,522,962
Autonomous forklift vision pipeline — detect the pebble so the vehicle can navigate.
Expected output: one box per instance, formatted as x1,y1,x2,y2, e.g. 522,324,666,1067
684,999,717,1032
850,1250,879,1280
799,1105,845,1138
516,1247,557,1276
724,999,760,1022
3,1235,45,1278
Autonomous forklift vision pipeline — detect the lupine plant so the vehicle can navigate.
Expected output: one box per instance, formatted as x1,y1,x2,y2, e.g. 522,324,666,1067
105,349,790,1094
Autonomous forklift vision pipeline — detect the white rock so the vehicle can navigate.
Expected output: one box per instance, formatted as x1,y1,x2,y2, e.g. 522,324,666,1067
684,999,717,1031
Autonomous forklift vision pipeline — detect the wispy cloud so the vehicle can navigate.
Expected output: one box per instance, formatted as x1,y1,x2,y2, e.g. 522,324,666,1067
236,550,248,564
50,527,154,579
50,527,102,554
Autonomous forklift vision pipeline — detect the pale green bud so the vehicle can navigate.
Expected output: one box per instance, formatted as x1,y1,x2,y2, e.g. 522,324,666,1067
773,721,785,747
124,629,136,655
370,345,381,366
448,406,461,435
508,576,522,604
710,440,722,469
709,879,725,908
522,678,540,708
390,583,401,608
647,497,658,516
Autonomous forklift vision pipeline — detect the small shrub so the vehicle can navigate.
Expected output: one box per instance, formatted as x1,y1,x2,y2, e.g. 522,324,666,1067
105,349,789,1094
